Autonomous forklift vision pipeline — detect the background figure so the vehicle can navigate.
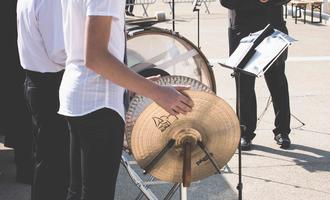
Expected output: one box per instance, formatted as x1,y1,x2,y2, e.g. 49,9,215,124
0,0,33,184
220,0,291,150
126,0,135,16
17,0,70,199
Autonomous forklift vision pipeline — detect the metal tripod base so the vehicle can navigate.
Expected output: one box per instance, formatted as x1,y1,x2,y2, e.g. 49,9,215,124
121,151,232,200
121,152,183,200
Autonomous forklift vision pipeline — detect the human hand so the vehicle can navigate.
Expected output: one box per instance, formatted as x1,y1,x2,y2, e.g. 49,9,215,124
153,85,194,116
259,0,269,3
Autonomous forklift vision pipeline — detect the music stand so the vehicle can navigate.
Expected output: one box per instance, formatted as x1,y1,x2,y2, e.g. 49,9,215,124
219,24,295,200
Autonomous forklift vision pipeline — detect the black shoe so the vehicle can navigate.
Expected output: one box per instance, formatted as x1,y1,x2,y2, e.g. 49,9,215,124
274,134,291,149
126,11,135,16
240,138,252,151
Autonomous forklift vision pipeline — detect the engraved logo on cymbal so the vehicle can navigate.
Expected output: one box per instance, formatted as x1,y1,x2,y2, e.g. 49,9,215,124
152,115,178,132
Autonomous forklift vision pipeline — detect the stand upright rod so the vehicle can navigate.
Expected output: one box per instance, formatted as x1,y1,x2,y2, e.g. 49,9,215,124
172,0,175,31
235,71,243,200
180,184,188,200
197,9,200,49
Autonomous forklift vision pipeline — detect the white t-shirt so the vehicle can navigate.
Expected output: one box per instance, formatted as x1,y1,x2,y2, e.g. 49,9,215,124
17,0,66,73
58,0,126,120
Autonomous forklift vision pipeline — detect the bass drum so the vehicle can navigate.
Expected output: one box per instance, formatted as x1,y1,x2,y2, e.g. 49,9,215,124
127,27,216,93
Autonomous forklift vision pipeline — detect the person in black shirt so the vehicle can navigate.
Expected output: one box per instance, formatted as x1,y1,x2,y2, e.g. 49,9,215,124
220,0,292,150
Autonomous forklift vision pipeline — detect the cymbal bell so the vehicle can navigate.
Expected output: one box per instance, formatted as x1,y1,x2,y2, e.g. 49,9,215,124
130,90,240,183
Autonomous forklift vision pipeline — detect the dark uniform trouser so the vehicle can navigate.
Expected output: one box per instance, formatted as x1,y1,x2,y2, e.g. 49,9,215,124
24,70,70,200
228,27,291,140
66,108,125,200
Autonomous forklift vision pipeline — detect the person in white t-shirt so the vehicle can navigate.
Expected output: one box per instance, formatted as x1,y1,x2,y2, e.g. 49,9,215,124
60,0,194,199
17,0,69,199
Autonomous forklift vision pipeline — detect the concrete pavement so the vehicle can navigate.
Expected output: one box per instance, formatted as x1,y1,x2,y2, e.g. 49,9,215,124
1,2,330,200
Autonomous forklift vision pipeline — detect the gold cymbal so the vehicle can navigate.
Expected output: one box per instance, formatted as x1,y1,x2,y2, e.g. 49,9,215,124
125,75,214,151
130,90,240,183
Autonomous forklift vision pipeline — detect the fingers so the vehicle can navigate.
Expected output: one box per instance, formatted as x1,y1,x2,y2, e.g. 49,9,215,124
168,94,194,116
172,85,194,108
171,101,192,115
146,74,161,82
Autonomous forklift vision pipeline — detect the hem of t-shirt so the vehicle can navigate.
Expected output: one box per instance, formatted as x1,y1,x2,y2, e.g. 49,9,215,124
58,105,125,122
21,64,65,73
86,11,121,20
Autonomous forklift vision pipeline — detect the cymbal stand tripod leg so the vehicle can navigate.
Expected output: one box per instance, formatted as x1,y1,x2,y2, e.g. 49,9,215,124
121,154,158,200
163,183,181,200
134,175,155,200
143,139,176,175
196,141,222,174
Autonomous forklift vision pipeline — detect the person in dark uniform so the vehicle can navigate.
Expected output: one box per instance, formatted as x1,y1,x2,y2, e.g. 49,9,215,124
126,0,135,16
17,1,70,199
1,0,33,184
220,0,292,150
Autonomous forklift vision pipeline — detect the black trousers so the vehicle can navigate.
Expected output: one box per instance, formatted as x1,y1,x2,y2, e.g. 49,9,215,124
228,27,291,140
24,70,70,200
125,0,135,12
66,108,125,200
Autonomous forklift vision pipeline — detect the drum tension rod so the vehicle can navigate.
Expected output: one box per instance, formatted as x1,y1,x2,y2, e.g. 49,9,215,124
143,139,176,175
197,141,222,174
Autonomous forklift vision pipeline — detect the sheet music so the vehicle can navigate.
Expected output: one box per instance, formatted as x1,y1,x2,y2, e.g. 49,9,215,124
223,29,295,77
243,32,290,76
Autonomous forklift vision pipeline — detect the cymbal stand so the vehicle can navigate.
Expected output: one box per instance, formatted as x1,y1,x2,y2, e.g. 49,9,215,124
140,133,223,199
121,152,181,200
196,141,222,174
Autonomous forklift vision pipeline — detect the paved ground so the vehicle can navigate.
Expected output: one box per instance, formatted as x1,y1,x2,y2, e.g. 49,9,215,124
1,2,330,200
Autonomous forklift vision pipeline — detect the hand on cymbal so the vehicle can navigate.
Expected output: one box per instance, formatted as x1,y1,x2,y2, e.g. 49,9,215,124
153,85,194,116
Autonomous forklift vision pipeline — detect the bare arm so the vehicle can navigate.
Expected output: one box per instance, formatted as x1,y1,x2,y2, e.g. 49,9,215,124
85,16,193,115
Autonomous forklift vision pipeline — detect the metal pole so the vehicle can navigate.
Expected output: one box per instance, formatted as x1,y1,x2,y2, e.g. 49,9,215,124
172,0,175,31
197,9,200,49
180,184,188,200
235,71,243,200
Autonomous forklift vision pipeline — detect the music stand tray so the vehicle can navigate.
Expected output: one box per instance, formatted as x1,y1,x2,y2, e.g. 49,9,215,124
220,25,296,77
